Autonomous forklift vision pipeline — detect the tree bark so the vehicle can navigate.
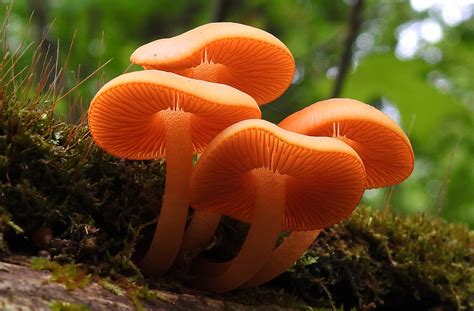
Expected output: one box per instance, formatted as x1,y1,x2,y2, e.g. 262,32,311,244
0,258,294,310
331,0,364,98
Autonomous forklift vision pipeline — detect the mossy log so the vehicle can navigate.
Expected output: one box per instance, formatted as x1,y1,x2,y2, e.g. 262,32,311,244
0,259,294,310
0,50,472,310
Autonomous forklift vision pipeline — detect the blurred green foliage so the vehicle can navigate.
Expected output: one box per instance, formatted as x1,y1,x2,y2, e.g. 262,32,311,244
1,0,473,226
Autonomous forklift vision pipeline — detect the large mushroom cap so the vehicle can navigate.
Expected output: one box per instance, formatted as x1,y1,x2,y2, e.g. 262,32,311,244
88,70,260,160
190,119,366,231
279,98,414,188
130,22,295,105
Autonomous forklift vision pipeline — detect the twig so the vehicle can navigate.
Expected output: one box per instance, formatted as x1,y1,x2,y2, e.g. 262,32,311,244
331,0,364,98
383,114,416,215
52,59,112,105
383,185,395,215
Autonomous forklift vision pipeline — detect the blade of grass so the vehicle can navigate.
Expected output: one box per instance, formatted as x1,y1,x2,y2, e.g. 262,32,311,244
52,59,112,107
383,114,416,215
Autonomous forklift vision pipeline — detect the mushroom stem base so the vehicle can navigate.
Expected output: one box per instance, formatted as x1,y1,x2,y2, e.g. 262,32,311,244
177,211,221,264
242,229,321,287
191,168,285,292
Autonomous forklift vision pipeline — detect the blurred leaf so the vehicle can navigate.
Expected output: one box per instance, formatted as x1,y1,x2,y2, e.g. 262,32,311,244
342,53,466,144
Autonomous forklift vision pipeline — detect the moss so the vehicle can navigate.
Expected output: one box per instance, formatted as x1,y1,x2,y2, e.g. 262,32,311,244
99,276,171,310
49,300,91,311
0,214,10,255
126,284,172,311
272,207,474,310
99,278,126,296
31,257,91,290
1,83,165,273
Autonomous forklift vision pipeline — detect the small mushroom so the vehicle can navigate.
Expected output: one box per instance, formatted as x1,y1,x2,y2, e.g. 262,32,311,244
130,22,295,105
245,97,415,287
88,70,260,276
189,119,366,292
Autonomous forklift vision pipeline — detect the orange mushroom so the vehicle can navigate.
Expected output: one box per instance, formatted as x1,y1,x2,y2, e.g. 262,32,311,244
245,97,415,287
189,119,366,292
130,22,295,105
279,98,414,188
88,70,260,276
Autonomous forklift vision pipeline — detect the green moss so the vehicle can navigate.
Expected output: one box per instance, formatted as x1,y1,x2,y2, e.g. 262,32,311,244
99,276,171,310
31,257,91,290
99,275,173,310
275,207,474,310
1,83,165,272
126,284,171,311
49,300,91,311
0,214,9,255
99,278,126,296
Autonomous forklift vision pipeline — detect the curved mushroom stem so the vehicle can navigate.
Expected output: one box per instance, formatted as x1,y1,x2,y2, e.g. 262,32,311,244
191,169,285,293
177,211,221,264
241,229,321,288
139,111,193,276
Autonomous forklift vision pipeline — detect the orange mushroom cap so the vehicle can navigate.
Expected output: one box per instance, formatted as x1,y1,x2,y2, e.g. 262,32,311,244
279,98,414,188
88,70,261,159
190,119,366,231
130,22,295,106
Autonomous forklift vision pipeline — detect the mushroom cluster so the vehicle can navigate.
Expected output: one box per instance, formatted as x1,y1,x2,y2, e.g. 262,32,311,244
88,22,414,292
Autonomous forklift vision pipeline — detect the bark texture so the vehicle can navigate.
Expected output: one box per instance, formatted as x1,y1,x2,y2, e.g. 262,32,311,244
0,260,294,311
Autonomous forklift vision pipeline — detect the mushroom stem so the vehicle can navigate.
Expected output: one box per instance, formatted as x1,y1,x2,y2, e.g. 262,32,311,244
177,211,221,264
242,229,321,288
192,169,285,292
190,60,225,83
139,111,193,276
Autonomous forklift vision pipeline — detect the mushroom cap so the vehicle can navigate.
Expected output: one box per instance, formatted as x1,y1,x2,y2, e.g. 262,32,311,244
279,98,414,188
130,22,295,106
88,70,260,160
190,119,366,231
